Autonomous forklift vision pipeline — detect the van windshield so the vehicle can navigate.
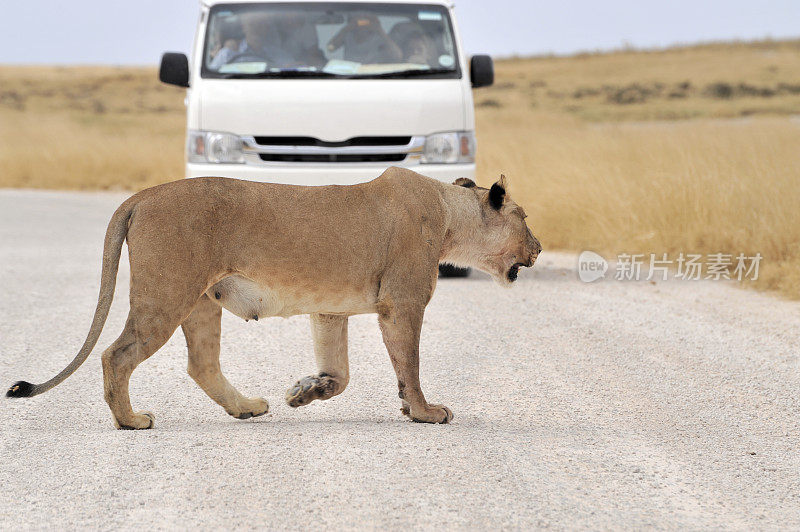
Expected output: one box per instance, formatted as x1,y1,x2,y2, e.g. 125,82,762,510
202,2,460,79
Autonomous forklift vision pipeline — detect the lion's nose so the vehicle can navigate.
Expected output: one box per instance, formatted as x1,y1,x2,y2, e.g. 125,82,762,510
531,237,542,257
525,237,542,267
524,228,542,266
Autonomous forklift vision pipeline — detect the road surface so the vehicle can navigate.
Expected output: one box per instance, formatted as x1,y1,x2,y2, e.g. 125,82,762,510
1,189,798,529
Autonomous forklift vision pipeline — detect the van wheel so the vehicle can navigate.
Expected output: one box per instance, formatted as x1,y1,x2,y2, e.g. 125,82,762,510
439,264,471,278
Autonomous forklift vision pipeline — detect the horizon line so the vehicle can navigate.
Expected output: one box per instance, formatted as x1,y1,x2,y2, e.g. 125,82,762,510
1,35,797,68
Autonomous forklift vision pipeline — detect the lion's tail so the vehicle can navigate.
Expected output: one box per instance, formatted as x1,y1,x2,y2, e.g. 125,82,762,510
6,198,136,399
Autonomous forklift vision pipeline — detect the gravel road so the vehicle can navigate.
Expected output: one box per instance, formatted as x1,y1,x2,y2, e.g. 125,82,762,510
1,189,798,530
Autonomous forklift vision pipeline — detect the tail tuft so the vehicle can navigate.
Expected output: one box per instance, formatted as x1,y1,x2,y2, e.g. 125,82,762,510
6,381,35,398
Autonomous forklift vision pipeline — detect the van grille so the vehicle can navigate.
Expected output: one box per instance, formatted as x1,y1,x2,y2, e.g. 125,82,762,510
253,136,412,147
259,153,406,163
241,135,425,165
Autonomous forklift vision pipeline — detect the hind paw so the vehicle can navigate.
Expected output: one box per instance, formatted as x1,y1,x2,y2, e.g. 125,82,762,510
115,410,155,430
403,403,453,424
285,375,337,407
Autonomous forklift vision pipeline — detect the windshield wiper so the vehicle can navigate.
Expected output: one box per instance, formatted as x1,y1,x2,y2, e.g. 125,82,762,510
355,68,456,79
216,68,456,80
218,70,345,79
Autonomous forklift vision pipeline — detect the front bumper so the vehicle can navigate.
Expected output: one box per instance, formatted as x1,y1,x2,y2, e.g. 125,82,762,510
186,162,475,186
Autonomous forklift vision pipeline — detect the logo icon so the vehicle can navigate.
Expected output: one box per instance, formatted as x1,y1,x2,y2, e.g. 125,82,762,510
578,251,608,282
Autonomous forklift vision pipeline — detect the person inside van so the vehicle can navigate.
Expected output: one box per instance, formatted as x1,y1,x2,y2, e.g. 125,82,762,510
389,22,433,66
326,13,402,64
209,19,244,70
210,12,294,69
403,33,431,65
278,12,326,67
238,12,294,66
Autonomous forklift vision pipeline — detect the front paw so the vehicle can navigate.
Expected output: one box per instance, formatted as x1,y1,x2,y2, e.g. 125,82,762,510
230,397,270,420
404,403,453,424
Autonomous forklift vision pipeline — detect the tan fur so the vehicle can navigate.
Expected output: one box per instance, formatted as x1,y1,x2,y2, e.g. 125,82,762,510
9,167,541,428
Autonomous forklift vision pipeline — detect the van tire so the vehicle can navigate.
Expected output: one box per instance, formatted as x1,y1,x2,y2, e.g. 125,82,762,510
438,264,471,278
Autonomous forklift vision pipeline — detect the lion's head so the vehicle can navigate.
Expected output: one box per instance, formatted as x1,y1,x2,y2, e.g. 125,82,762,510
450,175,542,285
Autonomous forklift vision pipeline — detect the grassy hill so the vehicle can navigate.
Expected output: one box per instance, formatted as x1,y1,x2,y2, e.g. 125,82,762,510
482,39,800,122
474,40,800,299
1,39,799,298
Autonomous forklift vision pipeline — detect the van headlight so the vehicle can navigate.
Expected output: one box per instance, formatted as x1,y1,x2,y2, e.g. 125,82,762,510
422,131,475,164
187,130,245,164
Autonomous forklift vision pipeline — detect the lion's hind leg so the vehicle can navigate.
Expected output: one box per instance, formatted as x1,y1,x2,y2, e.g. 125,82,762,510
286,313,349,408
102,280,209,429
183,295,269,420
102,315,163,430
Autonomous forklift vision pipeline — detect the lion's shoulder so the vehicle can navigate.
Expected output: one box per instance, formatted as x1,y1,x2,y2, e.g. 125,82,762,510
373,166,438,186
370,167,447,203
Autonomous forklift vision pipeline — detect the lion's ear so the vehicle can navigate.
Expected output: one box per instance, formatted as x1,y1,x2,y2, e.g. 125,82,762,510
488,174,507,210
453,177,476,188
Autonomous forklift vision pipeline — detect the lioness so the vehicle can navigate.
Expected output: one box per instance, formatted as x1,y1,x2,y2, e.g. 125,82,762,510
7,167,540,428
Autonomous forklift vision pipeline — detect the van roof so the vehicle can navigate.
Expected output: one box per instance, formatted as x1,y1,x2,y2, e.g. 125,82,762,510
202,0,454,7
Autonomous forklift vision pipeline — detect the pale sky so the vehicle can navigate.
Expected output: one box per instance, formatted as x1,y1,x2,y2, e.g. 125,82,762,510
1,0,798,64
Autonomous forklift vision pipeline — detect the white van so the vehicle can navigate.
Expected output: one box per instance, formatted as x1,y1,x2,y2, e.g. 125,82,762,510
159,0,493,186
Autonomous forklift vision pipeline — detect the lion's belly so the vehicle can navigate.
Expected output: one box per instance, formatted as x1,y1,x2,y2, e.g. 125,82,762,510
207,274,375,319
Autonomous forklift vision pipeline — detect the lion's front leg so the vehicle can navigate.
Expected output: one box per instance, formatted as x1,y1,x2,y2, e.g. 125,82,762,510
378,303,452,424
286,313,349,408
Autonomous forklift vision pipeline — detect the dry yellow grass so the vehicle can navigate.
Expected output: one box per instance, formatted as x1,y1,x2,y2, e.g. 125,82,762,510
1,40,799,297
0,66,184,190
482,39,800,121
471,40,800,298
476,110,800,298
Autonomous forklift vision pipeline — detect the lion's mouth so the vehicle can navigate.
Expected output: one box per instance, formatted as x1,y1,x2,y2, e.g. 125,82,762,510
507,263,526,282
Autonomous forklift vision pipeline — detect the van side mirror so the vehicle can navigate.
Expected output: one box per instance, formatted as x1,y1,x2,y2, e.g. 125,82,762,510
470,55,494,88
159,52,190,88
